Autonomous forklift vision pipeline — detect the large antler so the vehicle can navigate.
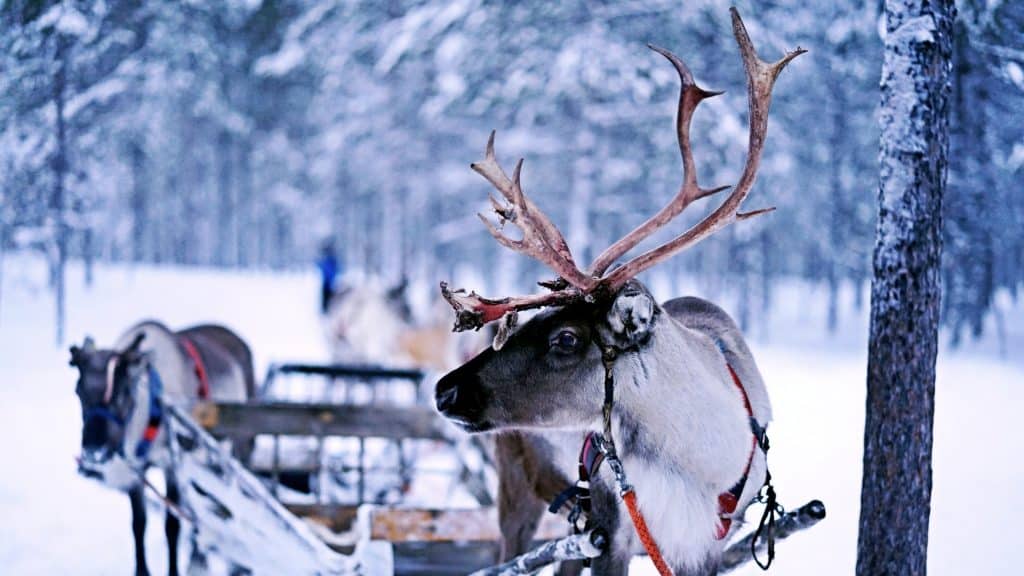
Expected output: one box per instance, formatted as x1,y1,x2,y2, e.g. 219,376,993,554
442,8,805,332
601,8,805,291
588,45,729,277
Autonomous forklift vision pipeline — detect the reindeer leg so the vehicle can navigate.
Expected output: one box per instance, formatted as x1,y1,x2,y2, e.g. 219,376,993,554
499,491,546,561
165,476,181,576
129,486,150,576
185,529,209,576
586,483,629,576
496,434,548,561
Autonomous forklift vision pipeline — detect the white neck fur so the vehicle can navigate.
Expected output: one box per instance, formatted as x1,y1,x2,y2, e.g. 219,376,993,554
608,322,752,570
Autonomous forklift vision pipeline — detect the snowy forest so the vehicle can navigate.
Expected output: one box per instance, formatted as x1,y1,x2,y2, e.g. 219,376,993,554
3,1,1024,575
2,0,1022,345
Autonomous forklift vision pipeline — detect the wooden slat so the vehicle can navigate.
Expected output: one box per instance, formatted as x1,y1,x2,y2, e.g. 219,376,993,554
392,541,500,576
205,402,450,441
286,504,361,534
368,507,567,543
271,362,425,381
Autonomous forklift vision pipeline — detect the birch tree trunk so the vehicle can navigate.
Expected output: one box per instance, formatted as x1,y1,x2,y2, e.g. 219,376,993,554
856,2,954,575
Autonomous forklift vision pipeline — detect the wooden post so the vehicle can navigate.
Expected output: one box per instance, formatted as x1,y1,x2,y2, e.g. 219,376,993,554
272,434,281,498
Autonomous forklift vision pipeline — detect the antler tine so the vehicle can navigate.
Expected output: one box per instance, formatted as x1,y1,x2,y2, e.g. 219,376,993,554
602,9,805,291
589,45,728,277
472,132,576,265
471,133,594,291
441,282,582,332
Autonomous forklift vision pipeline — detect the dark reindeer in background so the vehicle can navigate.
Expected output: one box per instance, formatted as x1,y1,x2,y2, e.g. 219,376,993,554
71,320,254,576
436,9,804,576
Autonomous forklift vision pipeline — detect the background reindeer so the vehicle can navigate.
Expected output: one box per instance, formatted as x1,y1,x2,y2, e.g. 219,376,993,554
326,279,490,371
70,320,254,576
435,9,803,576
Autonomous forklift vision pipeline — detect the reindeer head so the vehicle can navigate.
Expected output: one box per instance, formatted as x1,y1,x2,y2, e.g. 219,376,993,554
70,333,147,472
436,9,803,434
436,281,659,431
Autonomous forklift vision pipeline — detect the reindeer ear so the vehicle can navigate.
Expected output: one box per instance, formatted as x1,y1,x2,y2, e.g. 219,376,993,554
602,283,658,349
69,345,82,367
121,332,146,361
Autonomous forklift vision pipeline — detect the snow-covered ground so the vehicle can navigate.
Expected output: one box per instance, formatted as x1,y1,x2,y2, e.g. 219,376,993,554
0,253,1021,575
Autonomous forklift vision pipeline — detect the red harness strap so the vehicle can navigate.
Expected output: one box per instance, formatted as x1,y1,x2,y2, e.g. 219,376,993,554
179,336,210,400
715,364,758,539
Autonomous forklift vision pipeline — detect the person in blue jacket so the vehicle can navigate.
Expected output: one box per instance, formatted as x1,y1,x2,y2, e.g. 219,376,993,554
316,240,341,314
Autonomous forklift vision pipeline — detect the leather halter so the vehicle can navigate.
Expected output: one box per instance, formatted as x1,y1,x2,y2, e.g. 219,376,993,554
83,360,164,463
716,363,764,539
133,364,164,461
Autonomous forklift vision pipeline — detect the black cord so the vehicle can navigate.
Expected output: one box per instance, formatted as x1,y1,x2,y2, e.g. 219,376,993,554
751,470,780,570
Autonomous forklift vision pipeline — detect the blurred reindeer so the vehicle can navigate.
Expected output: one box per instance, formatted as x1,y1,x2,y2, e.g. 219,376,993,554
71,321,254,576
325,278,489,371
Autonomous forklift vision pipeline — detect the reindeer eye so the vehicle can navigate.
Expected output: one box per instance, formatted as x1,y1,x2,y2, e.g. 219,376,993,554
550,329,580,352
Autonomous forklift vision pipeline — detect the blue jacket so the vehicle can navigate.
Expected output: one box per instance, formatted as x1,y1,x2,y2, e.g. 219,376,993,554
317,255,339,287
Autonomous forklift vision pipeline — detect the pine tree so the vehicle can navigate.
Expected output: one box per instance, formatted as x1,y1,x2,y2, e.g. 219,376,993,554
856,1,955,574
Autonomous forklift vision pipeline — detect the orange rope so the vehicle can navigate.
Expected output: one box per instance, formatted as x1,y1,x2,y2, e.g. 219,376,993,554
623,489,674,576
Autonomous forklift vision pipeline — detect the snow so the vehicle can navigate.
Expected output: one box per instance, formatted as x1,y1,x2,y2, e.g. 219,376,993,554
254,43,306,77
1,253,1022,574
65,77,129,120
879,14,939,155
1006,62,1024,91
37,3,92,38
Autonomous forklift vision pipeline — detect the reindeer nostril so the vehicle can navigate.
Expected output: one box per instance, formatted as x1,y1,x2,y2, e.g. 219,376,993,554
436,386,459,412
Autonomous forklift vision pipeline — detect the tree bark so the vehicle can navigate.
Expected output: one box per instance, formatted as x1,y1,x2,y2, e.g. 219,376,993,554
827,70,848,334
856,2,955,575
52,33,70,346
216,130,234,267
83,225,93,287
130,139,147,263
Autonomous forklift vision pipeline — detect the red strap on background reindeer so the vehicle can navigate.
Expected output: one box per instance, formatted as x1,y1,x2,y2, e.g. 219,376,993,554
179,337,210,400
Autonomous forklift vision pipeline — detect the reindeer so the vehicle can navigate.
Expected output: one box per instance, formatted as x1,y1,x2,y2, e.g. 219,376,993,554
326,279,490,371
70,320,255,576
434,9,804,576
